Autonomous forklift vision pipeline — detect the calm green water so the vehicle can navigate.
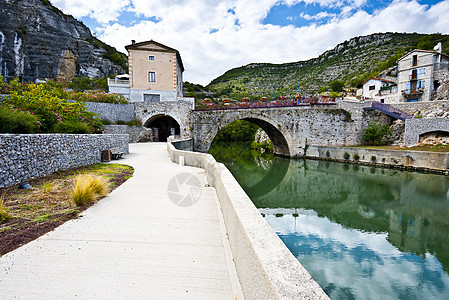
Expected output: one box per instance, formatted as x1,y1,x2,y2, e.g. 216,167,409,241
209,142,449,300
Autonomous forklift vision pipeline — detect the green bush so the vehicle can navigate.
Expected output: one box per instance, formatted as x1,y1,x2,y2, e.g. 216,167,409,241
125,118,142,127
371,155,376,162
0,105,39,133
344,152,350,160
68,77,108,92
214,120,259,142
115,120,126,125
362,122,393,145
50,121,91,134
353,153,360,160
251,140,273,152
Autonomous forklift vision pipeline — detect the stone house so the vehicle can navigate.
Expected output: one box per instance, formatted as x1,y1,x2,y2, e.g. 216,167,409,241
108,40,187,102
397,48,449,103
361,76,397,103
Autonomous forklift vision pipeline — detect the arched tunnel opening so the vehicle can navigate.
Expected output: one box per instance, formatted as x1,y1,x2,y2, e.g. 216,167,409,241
419,131,449,145
144,115,180,142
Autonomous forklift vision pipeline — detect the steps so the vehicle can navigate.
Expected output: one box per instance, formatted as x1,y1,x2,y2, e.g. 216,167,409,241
364,101,414,121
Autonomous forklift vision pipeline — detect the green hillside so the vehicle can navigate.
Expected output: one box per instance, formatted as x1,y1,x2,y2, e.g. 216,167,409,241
205,32,449,99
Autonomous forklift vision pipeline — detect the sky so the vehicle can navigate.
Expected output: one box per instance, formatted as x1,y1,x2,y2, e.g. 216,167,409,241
50,0,449,85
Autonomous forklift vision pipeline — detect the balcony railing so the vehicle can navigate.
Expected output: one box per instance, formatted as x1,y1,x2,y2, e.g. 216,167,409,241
402,88,424,97
108,78,130,86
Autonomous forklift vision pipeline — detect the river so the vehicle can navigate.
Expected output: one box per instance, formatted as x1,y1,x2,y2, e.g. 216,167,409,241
209,141,449,300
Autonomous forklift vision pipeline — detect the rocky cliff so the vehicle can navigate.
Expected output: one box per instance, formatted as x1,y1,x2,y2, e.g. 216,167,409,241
0,0,127,83
207,32,449,98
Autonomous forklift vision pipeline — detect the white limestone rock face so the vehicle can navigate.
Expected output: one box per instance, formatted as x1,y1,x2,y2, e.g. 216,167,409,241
0,0,125,82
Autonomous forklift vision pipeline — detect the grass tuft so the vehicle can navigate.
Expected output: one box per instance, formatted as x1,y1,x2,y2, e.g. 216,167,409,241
42,182,54,193
0,194,11,223
72,174,108,206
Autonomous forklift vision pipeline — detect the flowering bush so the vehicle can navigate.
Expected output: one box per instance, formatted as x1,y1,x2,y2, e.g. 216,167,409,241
3,81,102,133
68,91,127,104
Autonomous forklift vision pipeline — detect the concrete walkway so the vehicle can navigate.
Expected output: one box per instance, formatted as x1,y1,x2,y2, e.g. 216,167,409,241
0,143,242,299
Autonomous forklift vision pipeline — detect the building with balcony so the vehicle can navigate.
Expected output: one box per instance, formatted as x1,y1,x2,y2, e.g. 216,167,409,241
397,47,449,102
361,77,397,103
108,40,187,102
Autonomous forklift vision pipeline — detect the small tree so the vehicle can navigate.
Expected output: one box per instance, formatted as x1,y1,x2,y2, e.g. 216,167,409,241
362,122,392,145
329,80,345,92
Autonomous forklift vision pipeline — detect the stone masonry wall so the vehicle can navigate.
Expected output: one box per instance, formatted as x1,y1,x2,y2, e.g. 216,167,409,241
0,134,129,188
392,101,449,118
102,125,151,143
404,118,449,146
82,102,136,123
307,145,449,172
134,100,193,139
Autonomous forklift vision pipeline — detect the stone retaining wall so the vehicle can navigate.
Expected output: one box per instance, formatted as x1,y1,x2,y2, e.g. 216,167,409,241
0,134,129,187
82,101,136,123
404,118,449,146
102,125,151,143
307,145,449,172
167,141,329,300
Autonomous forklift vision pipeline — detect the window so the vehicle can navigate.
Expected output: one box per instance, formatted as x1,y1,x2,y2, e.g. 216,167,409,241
411,69,417,80
148,72,156,82
419,68,425,75
412,55,418,66
369,85,375,90
149,56,155,61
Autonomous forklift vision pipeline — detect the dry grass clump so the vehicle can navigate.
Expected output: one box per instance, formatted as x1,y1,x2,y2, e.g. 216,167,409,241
42,182,54,193
72,174,108,206
0,194,10,223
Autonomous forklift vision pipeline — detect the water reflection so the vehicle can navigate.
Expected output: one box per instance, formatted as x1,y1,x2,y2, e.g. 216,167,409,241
210,142,449,300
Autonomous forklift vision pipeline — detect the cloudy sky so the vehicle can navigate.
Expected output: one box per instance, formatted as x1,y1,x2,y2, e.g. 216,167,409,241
51,0,449,85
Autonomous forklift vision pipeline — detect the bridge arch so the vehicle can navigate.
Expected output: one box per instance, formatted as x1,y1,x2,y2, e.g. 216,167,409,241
144,114,181,142
200,112,294,156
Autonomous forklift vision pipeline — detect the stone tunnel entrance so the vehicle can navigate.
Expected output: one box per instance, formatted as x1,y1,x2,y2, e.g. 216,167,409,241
145,115,180,142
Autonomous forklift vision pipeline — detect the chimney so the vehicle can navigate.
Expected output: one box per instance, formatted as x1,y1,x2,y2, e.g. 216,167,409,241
131,40,136,44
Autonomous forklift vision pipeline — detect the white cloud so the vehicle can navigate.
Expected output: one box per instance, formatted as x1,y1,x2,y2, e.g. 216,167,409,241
51,0,449,85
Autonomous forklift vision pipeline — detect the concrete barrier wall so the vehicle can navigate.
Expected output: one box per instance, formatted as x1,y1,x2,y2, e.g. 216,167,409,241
307,145,449,172
167,141,329,300
0,134,129,187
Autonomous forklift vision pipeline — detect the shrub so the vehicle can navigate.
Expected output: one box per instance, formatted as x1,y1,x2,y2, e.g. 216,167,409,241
354,153,360,160
115,120,126,125
362,122,392,145
326,150,330,158
101,119,112,125
0,105,39,133
72,174,108,206
371,155,376,162
125,118,143,127
344,152,350,160
50,121,91,134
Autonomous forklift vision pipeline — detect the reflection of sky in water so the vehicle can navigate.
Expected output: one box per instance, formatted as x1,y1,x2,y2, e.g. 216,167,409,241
261,208,449,300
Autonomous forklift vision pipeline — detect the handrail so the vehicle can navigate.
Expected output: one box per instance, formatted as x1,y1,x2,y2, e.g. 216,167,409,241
364,101,414,121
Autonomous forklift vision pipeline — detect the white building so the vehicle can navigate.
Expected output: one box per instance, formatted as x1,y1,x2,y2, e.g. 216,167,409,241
397,48,449,102
361,77,397,103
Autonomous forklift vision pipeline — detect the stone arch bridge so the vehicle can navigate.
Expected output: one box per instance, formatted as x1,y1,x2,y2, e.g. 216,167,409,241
190,105,377,157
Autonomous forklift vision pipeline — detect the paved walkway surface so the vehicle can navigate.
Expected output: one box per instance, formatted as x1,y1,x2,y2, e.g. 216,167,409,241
0,143,242,299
